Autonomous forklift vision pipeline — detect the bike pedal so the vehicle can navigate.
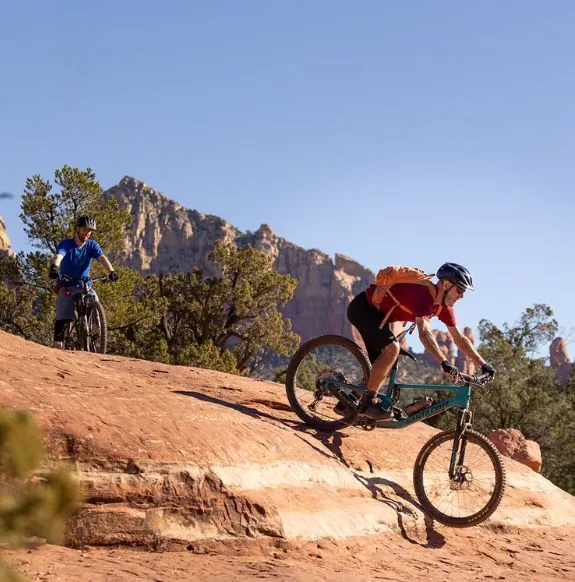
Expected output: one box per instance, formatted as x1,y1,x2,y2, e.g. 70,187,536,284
392,407,408,421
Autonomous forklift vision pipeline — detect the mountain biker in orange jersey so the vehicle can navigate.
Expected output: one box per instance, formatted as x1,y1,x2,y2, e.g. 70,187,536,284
48,216,119,349
346,262,495,420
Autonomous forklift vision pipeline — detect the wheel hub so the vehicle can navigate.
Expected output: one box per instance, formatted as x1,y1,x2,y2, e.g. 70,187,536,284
315,369,346,392
450,466,473,490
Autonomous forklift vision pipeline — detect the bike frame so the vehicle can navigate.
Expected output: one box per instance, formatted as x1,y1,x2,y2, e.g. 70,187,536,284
327,356,471,429
377,367,471,428
322,364,477,479
330,368,471,429
288,331,498,508
64,290,93,348
338,322,479,429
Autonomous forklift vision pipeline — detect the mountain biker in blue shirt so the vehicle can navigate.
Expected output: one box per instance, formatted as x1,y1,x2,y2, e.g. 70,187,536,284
48,216,119,348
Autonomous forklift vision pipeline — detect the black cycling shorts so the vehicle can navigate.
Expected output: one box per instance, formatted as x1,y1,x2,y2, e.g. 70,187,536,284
347,291,396,363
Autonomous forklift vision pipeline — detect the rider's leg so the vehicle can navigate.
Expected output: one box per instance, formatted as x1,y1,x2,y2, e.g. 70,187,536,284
53,287,75,348
367,340,400,395
347,292,398,419
356,341,399,415
53,320,68,342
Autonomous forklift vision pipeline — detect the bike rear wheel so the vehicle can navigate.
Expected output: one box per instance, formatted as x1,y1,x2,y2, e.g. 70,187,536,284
413,429,506,527
85,300,108,353
285,335,371,431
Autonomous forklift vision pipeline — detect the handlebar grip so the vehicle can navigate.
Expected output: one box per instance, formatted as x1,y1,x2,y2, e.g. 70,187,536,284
458,372,491,385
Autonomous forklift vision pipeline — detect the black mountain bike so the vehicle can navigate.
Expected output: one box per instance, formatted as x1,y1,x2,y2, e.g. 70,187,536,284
59,275,108,353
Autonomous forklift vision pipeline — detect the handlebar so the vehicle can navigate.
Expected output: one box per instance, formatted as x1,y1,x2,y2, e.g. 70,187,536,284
398,349,493,386
457,372,492,386
58,274,109,284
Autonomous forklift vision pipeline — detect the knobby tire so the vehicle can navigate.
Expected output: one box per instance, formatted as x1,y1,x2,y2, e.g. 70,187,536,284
285,335,371,432
85,300,108,354
413,429,506,527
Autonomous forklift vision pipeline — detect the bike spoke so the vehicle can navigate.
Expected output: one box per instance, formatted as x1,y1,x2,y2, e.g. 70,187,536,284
285,335,371,431
418,437,500,520
293,344,365,422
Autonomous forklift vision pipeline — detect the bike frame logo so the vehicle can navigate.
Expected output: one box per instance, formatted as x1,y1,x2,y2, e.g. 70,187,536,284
405,399,450,424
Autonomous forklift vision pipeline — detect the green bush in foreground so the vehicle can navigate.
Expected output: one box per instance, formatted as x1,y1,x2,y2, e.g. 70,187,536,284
0,408,82,581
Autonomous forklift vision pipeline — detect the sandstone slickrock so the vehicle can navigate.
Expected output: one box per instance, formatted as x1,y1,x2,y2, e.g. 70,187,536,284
488,428,542,473
1,329,574,552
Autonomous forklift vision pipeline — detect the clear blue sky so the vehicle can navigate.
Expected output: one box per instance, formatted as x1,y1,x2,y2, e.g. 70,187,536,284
1,1,574,359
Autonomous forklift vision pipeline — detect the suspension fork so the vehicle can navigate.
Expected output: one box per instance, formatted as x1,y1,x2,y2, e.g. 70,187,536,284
448,408,473,479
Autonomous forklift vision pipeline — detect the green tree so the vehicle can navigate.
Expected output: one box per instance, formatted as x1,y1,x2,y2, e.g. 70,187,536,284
0,253,53,345
146,241,299,373
20,166,129,256
542,369,575,493
0,408,82,580
472,304,558,433
453,304,575,494
97,270,169,362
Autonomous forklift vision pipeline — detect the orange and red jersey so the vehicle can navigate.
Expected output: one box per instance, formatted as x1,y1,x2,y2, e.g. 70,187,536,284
365,283,457,327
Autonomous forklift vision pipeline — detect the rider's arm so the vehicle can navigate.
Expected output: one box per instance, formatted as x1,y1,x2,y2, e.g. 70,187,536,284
97,255,115,273
416,317,447,363
447,325,485,366
52,240,69,268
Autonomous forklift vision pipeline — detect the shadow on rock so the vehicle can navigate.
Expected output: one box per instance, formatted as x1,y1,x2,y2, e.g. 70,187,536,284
173,389,302,424
173,390,345,463
174,389,444,548
321,430,445,549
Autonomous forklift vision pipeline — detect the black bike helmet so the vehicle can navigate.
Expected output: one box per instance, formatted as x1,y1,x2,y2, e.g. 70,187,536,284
436,262,474,290
75,216,97,231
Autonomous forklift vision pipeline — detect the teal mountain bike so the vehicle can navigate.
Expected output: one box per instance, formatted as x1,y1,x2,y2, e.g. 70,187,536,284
285,329,506,527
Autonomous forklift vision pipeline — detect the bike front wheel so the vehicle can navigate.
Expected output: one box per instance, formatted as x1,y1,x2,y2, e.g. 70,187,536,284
413,429,506,527
64,320,81,350
85,301,108,353
285,335,371,431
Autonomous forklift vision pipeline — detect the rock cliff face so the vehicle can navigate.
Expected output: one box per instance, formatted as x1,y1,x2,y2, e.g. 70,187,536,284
489,428,542,473
0,217,12,255
105,177,373,341
550,337,574,384
455,327,477,375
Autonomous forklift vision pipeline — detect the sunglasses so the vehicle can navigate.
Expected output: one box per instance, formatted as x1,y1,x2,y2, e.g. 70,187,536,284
454,285,466,296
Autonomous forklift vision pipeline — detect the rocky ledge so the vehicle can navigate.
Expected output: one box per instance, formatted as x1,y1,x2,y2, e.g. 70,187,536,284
0,330,574,552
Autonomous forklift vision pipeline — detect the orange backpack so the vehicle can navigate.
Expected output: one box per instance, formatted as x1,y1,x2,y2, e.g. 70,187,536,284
371,266,439,327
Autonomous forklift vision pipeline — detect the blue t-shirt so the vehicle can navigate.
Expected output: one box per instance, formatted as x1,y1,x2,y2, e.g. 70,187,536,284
56,239,104,286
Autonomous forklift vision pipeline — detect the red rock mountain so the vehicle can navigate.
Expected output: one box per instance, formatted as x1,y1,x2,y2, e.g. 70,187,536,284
550,337,574,383
419,327,477,375
105,176,479,372
105,176,372,343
